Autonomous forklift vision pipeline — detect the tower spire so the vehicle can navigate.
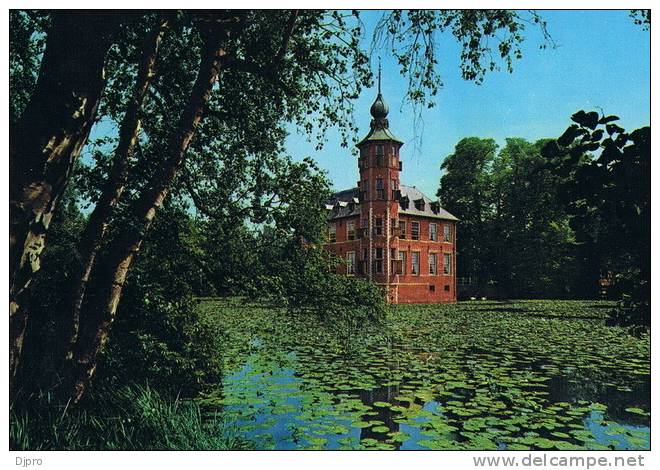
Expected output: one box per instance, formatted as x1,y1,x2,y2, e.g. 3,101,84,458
378,56,382,95
369,58,389,123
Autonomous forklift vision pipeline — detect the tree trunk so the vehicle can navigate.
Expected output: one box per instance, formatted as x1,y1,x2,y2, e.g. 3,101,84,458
9,11,125,383
63,20,236,404
65,17,170,363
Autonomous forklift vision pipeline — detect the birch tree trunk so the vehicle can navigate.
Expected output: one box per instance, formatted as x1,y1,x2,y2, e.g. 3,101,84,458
65,17,170,362
9,11,125,382
63,18,236,403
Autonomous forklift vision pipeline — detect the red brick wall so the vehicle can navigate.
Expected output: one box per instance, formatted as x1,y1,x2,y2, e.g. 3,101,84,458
325,215,457,304
394,216,456,304
326,215,361,275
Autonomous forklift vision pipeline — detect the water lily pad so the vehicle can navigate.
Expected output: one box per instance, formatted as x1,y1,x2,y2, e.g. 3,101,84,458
625,407,649,416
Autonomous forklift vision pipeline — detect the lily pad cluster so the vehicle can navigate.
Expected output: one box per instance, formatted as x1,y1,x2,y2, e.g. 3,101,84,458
197,299,650,450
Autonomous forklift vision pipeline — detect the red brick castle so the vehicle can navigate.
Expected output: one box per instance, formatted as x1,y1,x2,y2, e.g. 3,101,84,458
324,70,458,304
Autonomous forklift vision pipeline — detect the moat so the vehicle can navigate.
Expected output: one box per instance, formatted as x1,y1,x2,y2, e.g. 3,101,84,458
198,299,650,450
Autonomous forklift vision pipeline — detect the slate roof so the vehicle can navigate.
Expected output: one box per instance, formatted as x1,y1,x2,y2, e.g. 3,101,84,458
326,185,458,221
356,126,403,146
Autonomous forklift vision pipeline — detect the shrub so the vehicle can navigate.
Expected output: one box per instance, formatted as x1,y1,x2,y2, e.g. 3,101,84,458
95,205,224,397
256,243,388,329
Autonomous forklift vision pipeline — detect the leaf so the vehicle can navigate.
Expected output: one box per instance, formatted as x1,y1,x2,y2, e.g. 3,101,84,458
571,110,600,129
557,124,580,147
590,129,604,142
606,123,625,135
625,407,649,416
371,425,390,433
599,115,620,124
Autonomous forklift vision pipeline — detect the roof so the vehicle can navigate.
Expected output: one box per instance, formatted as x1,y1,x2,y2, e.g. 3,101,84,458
398,185,458,221
326,187,361,219
356,126,403,146
326,185,458,221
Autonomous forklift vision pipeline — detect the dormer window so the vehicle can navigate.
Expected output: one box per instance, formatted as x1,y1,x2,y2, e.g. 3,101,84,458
414,198,425,211
399,195,409,210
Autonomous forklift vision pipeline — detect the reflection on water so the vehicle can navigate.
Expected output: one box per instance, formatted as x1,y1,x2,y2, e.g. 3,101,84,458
214,356,649,450
201,300,650,450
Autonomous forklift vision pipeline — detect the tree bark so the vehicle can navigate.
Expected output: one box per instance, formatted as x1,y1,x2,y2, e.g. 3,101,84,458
65,17,170,363
9,11,125,383
63,19,236,404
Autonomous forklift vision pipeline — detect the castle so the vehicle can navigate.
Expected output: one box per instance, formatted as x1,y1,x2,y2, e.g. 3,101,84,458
324,71,458,304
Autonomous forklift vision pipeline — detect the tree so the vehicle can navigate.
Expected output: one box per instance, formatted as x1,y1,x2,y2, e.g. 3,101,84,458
11,9,551,402
9,11,128,380
490,138,577,297
437,137,498,283
543,111,650,325
438,137,580,298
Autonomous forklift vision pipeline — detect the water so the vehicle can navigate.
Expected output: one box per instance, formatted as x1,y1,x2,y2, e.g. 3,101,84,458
199,300,650,450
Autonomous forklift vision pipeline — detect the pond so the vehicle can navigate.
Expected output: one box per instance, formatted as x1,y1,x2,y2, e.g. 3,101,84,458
198,300,650,450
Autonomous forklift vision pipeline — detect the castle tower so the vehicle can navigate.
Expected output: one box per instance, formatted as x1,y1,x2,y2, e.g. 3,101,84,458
355,63,403,299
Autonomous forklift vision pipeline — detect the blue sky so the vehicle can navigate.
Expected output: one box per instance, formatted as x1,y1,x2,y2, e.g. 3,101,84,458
285,10,650,199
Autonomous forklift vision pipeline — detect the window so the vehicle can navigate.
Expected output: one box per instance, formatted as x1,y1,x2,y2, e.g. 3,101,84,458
429,285,435,292
399,220,407,239
411,252,420,275
374,247,384,273
329,224,336,243
376,144,384,156
398,251,406,275
411,221,420,240
374,217,383,236
444,224,452,242
444,285,450,292
443,253,452,275
429,223,437,241
429,253,438,275
346,251,356,275
376,178,385,200
347,221,356,240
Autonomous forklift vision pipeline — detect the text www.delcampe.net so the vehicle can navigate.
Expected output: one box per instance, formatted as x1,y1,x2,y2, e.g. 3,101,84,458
473,454,646,469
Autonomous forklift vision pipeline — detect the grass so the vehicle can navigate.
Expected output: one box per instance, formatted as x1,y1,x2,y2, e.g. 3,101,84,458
10,385,251,451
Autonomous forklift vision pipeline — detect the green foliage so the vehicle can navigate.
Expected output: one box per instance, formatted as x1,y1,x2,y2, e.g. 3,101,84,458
374,10,552,104
96,203,224,396
629,10,650,30
257,243,388,329
543,112,650,326
10,385,249,450
20,198,223,397
438,137,578,298
437,137,498,283
9,10,49,125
